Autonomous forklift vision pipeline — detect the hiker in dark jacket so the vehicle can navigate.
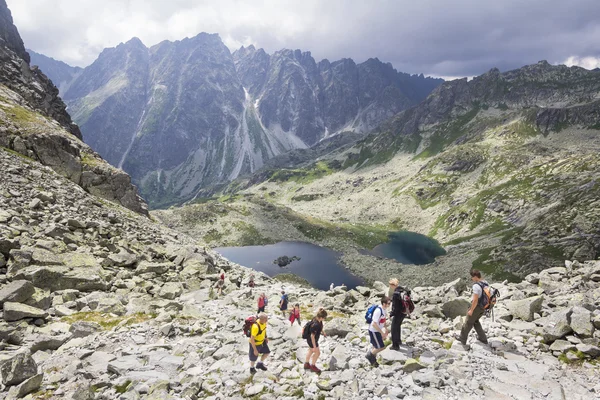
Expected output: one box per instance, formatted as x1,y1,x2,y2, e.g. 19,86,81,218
304,308,328,373
456,269,489,345
389,278,406,350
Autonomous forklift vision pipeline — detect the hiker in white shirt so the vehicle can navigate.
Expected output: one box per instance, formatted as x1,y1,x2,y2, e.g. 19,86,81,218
366,296,391,367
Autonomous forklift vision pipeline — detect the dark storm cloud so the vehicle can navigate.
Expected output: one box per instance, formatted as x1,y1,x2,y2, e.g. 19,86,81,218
7,0,600,77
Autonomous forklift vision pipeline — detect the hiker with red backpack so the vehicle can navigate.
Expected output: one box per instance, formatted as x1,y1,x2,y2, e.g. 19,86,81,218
456,269,490,345
366,296,391,367
302,308,328,373
389,278,414,350
289,304,301,326
247,313,270,374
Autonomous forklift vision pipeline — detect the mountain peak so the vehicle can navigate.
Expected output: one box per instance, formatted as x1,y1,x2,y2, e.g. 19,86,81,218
125,37,146,48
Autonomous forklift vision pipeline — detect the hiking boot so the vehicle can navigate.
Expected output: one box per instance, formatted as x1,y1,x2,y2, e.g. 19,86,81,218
256,363,267,371
250,367,256,375
453,334,466,345
390,346,400,351
372,361,380,367
303,362,311,370
365,352,376,365
309,365,322,374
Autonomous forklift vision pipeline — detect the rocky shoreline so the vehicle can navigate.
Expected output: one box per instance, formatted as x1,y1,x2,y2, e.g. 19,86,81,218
1,146,600,399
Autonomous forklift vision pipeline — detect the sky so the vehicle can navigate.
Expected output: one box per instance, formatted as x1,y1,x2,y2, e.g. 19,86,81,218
7,0,600,79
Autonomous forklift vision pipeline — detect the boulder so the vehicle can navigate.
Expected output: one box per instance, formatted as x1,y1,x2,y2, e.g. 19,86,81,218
95,298,127,316
158,283,183,300
13,266,108,292
69,321,102,338
0,280,35,306
7,373,43,398
570,307,594,338
507,296,543,322
135,262,171,275
0,350,37,386
355,286,371,297
442,298,470,319
3,302,47,321
423,305,445,318
105,250,138,268
402,358,426,373
575,344,600,357
324,319,353,337
542,308,573,343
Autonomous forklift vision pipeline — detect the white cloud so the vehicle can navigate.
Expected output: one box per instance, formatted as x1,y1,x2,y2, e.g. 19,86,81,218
562,56,600,70
6,0,600,77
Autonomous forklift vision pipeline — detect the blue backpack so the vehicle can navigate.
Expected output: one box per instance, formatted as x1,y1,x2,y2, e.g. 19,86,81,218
365,305,382,324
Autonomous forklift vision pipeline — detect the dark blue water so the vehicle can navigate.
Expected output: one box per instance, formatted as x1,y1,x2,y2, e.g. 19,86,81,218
215,241,363,290
369,231,447,264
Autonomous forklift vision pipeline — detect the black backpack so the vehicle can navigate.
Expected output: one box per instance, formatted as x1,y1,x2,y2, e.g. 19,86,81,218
302,320,313,339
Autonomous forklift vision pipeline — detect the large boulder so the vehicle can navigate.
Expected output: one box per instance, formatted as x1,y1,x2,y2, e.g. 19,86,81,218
506,296,543,322
542,308,573,343
3,302,47,321
0,350,38,386
323,319,353,337
158,283,183,300
570,306,595,338
442,298,470,319
0,280,35,306
12,266,108,292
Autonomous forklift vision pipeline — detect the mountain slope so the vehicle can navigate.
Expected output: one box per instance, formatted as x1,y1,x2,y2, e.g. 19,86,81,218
156,61,600,283
28,49,82,93
0,0,147,215
57,38,442,207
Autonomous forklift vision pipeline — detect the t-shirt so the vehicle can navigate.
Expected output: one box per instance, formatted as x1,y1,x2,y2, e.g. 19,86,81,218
251,321,267,345
368,306,387,333
280,294,288,309
472,281,488,303
309,320,323,342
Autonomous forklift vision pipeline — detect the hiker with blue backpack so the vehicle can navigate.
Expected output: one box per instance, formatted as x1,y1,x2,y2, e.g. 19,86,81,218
279,290,289,318
365,296,391,367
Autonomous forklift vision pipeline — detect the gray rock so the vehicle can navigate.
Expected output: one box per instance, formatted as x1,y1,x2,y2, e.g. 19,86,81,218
570,306,594,338
442,298,470,319
507,295,543,322
158,282,183,300
575,344,600,357
3,302,47,321
542,308,573,343
29,334,70,353
0,280,35,306
69,321,102,338
0,350,37,386
423,305,445,318
323,318,353,337
7,373,43,398
403,358,426,373
549,340,576,353
355,286,371,297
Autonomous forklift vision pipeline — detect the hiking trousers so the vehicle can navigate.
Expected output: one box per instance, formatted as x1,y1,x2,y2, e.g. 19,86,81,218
391,313,405,347
459,306,487,344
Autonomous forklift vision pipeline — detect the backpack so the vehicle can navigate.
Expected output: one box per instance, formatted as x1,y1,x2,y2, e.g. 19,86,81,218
365,305,382,324
477,282,500,313
243,316,264,338
302,320,313,339
264,297,269,306
401,291,415,315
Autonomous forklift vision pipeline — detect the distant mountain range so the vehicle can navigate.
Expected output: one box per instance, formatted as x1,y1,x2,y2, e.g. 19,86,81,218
28,37,442,207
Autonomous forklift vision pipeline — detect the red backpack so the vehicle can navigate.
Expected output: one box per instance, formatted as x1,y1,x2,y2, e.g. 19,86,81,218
401,291,415,315
243,316,257,337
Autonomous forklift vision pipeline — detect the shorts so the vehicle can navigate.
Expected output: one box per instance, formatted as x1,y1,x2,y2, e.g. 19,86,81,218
217,280,224,287
258,306,265,313
249,342,270,361
369,331,384,349
280,305,288,311
307,338,319,348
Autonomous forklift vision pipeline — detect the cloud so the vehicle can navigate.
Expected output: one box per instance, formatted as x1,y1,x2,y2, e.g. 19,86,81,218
7,0,600,78
562,56,600,70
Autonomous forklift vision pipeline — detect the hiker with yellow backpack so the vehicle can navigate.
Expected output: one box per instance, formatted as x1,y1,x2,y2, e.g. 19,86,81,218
456,269,499,345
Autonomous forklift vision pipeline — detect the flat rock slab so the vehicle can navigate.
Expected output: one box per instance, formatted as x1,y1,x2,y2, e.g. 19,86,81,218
0,280,35,306
3,302,47,321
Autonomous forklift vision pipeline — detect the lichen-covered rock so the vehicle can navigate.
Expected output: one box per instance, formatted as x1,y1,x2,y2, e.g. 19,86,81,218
507,296,543,322
3,302,47,321
0,280,34,306
0,350,37,386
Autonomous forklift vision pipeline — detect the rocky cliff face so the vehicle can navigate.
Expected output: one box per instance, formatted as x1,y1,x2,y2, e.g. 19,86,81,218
0,0,148,216
28,50,82,94
1,144,599,398
0,0,80,139
54,37,441,207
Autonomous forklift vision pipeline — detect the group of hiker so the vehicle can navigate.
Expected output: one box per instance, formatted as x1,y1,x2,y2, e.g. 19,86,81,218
242,268,496,374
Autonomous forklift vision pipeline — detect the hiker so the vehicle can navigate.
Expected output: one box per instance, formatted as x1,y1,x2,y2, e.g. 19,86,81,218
216,271,225,296
279,290,289,318
456,269,489,345
257,293,267,313
329,283,334,291
289,304,301,326
248,273,255,288
366,296,391,367
303,308,328,373
389,278,405,350
249,313,270,374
